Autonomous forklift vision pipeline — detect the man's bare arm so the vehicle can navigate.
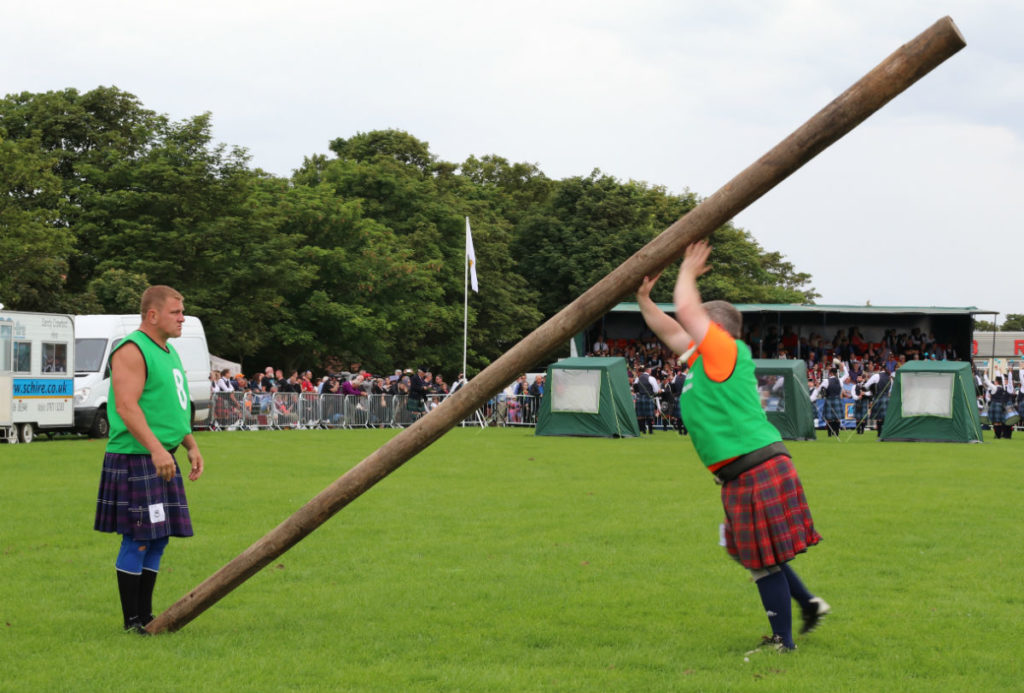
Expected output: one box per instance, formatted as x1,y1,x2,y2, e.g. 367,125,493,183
637,272,693,355
672,241,713,347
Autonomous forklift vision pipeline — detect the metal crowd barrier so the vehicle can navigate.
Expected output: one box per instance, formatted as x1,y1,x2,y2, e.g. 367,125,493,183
475,394,539,427
205,390,542,431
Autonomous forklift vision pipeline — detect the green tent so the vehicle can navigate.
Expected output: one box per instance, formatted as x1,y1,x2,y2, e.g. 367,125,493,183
752,359,816,441
535,357,641,438
880,361,983,443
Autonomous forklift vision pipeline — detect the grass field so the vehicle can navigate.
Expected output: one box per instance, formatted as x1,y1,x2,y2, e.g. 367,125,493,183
1,427,1022,692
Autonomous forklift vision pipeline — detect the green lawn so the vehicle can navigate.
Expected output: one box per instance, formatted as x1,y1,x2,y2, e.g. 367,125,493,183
1,428,1021,692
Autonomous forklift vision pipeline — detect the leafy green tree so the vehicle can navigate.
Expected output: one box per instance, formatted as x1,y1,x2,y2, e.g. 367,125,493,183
698,225,818,304
70,113,309,362
512,171,816,317
1001,314,1024,331
0,131,72,310
514,171,691,315
81,268,151,314
292,130,543,376
459,154,552,224
0,86,164,301
0,88,316,362
252,181,422,371
1,87,819,376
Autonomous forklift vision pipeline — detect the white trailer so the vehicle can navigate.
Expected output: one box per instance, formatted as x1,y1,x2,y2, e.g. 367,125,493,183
0,311,75,443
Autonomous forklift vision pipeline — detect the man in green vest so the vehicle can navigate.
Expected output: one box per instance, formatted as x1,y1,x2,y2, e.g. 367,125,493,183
636,241,829,652
94,285,206,634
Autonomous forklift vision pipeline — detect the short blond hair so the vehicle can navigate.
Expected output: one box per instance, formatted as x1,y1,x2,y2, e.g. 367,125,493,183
140,285,184,319
703,300,742,339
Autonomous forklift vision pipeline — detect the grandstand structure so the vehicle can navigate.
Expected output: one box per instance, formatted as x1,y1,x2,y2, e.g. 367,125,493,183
577,303,996,365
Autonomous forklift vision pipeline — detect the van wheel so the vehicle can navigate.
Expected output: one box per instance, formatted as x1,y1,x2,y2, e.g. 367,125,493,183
90,411,110,439
18,423,35,444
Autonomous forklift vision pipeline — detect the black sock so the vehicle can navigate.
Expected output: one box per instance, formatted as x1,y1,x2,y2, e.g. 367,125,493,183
116,570,141,630
756,570,795,648
779,562,813,608
138,569,158,623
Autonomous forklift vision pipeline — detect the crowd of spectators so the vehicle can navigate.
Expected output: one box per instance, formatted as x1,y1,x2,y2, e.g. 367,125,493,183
589,324,963,392
587,323,1022,434
585,323,993,431
210,363,463,400
201,324,1015,432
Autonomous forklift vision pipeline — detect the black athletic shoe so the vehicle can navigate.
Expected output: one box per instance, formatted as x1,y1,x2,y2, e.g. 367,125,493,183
800,597,831,634
123,616,151,636
756,634,796,652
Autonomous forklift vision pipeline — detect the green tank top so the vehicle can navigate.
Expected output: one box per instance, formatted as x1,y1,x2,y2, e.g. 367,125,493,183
681,338,781,469
106,330,192,454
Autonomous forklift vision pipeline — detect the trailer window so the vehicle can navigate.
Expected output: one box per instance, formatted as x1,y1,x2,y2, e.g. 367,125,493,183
43,343,68,373
0,323,10,371
13,341,31,373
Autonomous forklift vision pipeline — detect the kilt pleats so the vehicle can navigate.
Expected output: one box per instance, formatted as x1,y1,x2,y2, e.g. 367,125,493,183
94,452,193,540
721,455,820,570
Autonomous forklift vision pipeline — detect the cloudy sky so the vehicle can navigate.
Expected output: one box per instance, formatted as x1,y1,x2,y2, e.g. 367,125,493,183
4,1,1021,321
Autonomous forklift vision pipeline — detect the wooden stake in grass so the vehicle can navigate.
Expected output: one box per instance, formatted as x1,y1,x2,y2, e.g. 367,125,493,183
148,16,965,634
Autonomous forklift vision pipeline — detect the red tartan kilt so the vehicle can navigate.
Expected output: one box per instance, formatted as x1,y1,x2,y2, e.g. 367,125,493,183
721,454,820,569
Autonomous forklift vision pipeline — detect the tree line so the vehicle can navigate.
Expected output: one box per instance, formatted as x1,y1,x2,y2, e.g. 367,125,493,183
974,316,1024,332
0,86,818,376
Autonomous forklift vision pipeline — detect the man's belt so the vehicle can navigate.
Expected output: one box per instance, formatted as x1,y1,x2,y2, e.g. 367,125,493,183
713,441,790,484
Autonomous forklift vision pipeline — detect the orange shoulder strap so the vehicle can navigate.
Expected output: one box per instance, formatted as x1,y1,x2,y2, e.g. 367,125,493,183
693,322,737,382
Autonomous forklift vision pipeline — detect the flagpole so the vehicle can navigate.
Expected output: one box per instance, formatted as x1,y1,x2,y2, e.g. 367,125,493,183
463,216,470,381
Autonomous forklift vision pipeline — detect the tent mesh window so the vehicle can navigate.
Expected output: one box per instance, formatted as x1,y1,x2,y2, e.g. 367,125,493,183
757,373,786,413
901,372,954,418
551,368,601,413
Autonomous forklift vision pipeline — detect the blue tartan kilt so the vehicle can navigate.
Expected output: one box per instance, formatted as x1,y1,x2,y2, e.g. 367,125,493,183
94,452,194,541
871,394,889,421
634,393,656,418
987,400,1005,424
822,396,844,420
853,397,870,421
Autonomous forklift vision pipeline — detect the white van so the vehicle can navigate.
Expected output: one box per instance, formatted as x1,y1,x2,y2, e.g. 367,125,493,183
73,314,211,437
0,311,75,443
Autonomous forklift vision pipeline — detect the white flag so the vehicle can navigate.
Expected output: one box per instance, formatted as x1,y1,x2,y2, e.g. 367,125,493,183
466,217,479,293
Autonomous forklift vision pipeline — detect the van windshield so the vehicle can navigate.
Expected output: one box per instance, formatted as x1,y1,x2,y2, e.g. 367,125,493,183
75,338,108,373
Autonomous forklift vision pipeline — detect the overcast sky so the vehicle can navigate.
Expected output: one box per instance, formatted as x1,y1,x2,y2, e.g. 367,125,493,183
4,1,1021,321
